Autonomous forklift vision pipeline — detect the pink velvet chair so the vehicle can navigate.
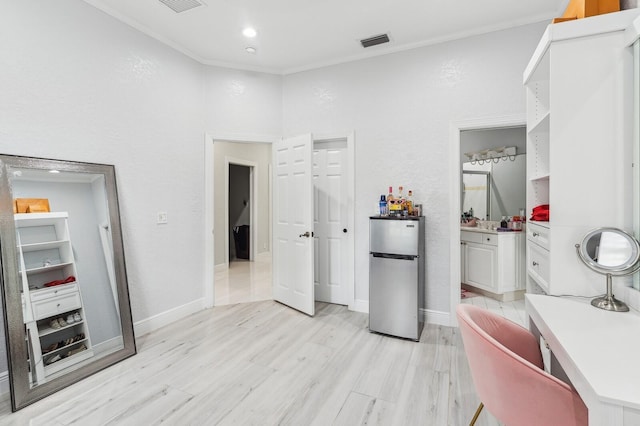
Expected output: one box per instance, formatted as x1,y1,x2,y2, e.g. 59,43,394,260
456,304,588,426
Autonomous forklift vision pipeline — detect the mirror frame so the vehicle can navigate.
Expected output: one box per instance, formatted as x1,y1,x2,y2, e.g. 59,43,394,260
0,154,136,410
578,227,640,274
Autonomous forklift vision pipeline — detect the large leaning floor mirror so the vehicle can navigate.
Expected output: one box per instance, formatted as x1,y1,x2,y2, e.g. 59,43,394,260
0,155,135,411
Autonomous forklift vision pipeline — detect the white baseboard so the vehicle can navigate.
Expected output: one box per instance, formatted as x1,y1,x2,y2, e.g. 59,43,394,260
349,299,369,314
134,298,204,337
422,308,451,326
92,335,124,357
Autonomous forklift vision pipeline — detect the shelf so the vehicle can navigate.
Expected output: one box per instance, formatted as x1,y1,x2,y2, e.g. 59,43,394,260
20,239,69,253
529,174,550,182
528,111,550,136
42,337,88,358
44,348,94,376
38,319,84,337
22,261,73,275
15,212,68,224
528,220,550,229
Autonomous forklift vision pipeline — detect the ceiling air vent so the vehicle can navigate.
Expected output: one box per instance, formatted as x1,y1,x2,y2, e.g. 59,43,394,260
158,0,206,13
360,34,390,48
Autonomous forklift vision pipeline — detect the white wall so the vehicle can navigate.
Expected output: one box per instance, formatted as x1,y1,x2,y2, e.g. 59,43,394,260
282,22,547,314
0,0,282,327
2,0,548,328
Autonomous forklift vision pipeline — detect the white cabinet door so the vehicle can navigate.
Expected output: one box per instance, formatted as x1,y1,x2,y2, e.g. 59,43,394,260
463,242,497,292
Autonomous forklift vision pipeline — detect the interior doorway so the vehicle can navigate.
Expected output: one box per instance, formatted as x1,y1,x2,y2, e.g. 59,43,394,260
228,164,251,262
448,116,526,326
204,132,355,310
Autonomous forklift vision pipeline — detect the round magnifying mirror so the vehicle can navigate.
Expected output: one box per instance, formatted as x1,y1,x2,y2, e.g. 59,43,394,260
576,227,640,312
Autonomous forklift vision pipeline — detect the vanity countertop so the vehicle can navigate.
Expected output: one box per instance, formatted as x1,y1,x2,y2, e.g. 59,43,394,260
460,227,497,235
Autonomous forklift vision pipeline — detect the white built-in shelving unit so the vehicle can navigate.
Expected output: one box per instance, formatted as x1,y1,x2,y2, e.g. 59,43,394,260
16,212,93,386
524,10,640,297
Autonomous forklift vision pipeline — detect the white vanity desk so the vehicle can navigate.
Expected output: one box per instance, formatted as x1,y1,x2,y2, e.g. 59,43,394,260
526,294,640,425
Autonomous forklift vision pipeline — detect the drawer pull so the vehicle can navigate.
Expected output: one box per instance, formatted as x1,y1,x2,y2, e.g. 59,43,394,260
532,261,539,266
532,232,539,237
57,303,61,307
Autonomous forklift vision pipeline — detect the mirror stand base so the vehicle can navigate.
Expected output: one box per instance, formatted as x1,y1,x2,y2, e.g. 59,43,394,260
591,295,630,312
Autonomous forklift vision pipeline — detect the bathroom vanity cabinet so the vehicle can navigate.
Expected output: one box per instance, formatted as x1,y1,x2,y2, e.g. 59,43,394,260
524,11,638,296
461,229,525,301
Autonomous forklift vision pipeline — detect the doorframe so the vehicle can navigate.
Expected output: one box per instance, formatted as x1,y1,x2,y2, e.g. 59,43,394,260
313,132,356,309
203,131,355,310
448,115,525,326
204,132,278,309
225,157,258,265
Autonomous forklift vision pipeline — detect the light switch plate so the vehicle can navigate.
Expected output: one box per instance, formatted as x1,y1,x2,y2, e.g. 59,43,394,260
157,212,168,224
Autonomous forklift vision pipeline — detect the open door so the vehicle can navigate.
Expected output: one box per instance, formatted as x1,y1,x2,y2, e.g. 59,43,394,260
272,134,315,316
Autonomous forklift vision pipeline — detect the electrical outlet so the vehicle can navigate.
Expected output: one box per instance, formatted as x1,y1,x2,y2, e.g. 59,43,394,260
157,212,168,224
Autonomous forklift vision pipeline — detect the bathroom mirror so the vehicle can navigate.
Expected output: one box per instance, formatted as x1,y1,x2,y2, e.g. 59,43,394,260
576,227,640,312
461,154,526,221
0,154,135,410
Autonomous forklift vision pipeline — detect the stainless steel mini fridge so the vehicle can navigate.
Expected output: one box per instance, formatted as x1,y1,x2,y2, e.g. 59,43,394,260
369,216,425,340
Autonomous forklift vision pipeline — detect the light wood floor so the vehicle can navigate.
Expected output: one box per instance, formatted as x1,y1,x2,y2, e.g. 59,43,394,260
0,259,524,425
0,299,506,425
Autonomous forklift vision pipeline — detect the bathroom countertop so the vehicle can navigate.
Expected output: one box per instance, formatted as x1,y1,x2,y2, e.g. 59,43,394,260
460,226,497,235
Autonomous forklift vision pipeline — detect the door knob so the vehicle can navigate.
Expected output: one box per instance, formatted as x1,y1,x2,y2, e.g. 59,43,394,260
343,229,347,233
299,231,311,238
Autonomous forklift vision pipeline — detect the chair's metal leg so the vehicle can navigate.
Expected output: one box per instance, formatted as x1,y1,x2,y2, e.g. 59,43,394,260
469,402,484,426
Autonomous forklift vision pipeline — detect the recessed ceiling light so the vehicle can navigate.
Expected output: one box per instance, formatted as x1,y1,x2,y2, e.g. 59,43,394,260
246,47,257,54
243,27,257,38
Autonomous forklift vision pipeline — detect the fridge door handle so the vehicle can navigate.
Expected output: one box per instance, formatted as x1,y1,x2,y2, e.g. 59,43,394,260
371,253,417,260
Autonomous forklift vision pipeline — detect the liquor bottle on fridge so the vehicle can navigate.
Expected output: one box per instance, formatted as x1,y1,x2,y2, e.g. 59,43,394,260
406,190,414,215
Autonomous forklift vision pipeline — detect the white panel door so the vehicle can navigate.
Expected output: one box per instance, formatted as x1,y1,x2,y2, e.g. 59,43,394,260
272,134,315,316
313,143,348,305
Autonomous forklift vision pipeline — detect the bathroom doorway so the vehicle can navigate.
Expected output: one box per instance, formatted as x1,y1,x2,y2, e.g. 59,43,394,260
449,116,526,326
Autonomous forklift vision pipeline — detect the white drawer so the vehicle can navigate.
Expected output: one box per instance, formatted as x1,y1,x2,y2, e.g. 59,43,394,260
30,283,78,302
32,292,81,321
527,222,550,250
461,231,483,244
527,242,550,293
482,234,498,246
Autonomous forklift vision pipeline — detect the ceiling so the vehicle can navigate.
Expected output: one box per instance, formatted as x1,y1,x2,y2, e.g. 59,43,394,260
83,0,567,75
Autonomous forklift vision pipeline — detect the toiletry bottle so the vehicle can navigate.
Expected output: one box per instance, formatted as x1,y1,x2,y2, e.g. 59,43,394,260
501,216,507,228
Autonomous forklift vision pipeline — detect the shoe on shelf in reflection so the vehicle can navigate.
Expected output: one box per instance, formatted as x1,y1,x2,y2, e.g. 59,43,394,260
58,317,68,327
42,342,58,354
50,318,61,329
73,312,81,322
46,354,61,365
66,314,75,325
66,344,87,357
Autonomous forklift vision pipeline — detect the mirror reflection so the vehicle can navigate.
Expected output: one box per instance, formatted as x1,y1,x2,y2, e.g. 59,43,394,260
0,155,135,411
462,154,526,221
582,230,639,270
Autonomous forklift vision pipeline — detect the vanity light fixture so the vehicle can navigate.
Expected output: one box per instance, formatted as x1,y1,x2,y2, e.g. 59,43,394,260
48,170,60,174
245,46,257,54
465,146,517,165
242,27,257,38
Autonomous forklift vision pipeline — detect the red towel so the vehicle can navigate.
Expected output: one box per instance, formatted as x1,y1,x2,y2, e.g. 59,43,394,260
530,204,549,222
43,276,76,288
